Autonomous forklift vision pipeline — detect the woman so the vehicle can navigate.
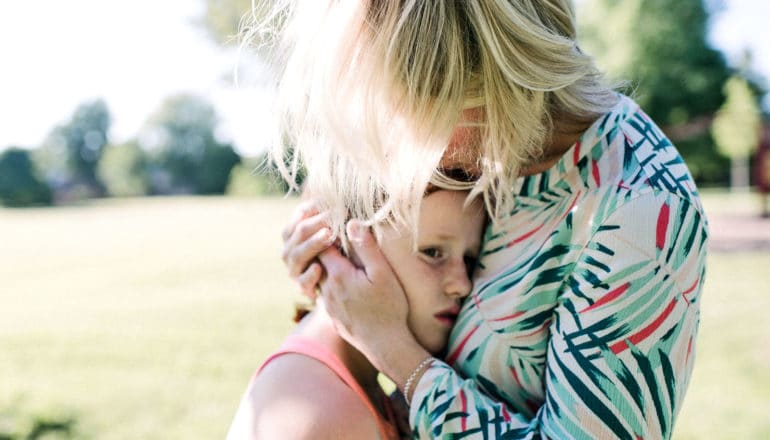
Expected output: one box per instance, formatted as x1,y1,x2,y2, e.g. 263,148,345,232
266,1,708,438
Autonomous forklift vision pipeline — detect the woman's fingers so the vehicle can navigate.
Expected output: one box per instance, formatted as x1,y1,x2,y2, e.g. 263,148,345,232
316,246,362,340
346,220,389,282
280,200,335,298
296,261,324,300
281,200,318,241
318,221,408,322
317,246,355,289
281,212,332,278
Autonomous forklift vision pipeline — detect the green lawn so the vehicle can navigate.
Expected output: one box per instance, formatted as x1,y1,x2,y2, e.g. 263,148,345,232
1,195,768,438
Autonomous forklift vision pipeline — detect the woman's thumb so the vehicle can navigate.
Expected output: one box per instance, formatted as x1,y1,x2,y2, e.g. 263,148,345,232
346,220,385,278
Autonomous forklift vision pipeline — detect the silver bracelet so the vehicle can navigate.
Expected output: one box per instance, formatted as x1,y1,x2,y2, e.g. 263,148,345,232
403,357,434,406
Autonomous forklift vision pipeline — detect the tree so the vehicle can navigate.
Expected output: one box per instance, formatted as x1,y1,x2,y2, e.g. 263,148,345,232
711,75,761,190
199,0,253,45
227,161,269,196
226,154,294,197
38,99,111,197
142,94,240,194
198,0,288,63
199,143,241,194
0,148,52,207
97,142,150,197
578,0,730,126
576,0,739,187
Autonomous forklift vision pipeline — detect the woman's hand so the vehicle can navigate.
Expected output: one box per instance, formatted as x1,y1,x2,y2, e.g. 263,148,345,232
317,220,431,393
317,220,410,357
281,200,334,299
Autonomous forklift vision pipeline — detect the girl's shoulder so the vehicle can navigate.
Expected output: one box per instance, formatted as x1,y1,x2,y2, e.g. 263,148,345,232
228,351,381,440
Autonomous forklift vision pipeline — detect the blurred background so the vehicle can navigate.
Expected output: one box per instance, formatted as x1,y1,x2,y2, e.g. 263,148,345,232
1,0,768,438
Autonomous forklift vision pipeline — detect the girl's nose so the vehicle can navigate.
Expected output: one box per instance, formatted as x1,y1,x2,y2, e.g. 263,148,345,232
444,258,472,299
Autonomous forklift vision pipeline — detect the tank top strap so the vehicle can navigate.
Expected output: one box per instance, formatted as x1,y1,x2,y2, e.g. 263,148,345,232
256,335,398,439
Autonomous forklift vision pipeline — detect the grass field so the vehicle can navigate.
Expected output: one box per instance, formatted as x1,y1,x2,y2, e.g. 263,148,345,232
1,194,769,438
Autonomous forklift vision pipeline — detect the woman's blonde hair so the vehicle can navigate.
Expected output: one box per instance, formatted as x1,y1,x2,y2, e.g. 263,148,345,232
244,0,618,240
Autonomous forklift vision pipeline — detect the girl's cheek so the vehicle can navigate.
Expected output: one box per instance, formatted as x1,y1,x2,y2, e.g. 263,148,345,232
404,264,440,294
416,263,441,280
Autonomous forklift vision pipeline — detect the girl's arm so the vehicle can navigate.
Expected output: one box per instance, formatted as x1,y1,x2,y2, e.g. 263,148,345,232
227,354,381,440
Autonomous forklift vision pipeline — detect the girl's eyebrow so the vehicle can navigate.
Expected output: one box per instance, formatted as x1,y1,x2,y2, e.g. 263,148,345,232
419,232,458,244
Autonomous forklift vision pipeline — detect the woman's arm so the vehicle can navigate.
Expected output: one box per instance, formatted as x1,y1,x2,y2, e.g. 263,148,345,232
323,194,708,439
414,193,706,439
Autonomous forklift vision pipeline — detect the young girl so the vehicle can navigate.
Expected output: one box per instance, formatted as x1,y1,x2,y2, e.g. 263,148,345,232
227,189,486,439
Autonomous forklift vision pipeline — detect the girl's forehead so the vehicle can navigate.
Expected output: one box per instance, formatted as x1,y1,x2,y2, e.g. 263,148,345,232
420,191,478,223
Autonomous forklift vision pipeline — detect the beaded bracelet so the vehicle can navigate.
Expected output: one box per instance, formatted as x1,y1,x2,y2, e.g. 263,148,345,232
403,356,434,406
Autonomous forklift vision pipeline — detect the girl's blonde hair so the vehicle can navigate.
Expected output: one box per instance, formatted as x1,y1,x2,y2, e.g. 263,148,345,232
244,0,618,240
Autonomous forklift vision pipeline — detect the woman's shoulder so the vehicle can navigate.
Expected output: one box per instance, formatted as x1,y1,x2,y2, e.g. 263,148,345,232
227,352,381,440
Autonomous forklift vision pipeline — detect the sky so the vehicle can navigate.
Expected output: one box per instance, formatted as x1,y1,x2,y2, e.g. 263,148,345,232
0,0,274,156
0,0,768,157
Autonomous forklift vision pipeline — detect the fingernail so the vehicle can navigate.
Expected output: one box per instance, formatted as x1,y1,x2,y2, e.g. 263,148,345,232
347,220,363,242
315,228,332,244
323,229,335,245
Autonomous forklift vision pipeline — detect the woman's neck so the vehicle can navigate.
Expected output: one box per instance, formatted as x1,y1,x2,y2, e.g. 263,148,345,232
520,117,594,176
441,115,597,178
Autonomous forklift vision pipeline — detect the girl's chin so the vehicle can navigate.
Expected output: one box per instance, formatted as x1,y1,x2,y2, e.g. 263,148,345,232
427,341,449,359
417,338,445,358
414,327,450,357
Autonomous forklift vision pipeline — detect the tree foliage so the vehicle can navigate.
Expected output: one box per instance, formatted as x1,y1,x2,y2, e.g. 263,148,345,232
199,144,241,194
34,99,112,200
675,132,730,185
712,75,762,159
578,0,730,125
576,0,741,187
198,0,287,56
199,0,253,45
711,74,762,189
226,154,295,197
0,148,52,207
42,100,111,194
97,142,150,197
142,94,240,194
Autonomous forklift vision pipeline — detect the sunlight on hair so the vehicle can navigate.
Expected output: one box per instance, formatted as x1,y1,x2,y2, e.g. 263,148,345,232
243,0,621,239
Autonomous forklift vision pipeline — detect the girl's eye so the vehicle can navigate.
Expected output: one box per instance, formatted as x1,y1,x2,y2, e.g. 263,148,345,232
420,247,444,260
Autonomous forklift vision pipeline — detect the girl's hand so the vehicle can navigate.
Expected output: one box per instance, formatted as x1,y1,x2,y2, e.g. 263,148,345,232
281,200,333,300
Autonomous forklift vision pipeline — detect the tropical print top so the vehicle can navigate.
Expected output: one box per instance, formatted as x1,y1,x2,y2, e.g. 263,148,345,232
409,95,708,439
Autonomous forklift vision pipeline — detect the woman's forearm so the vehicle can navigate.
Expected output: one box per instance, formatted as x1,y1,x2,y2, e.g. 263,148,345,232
364,330,432,404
